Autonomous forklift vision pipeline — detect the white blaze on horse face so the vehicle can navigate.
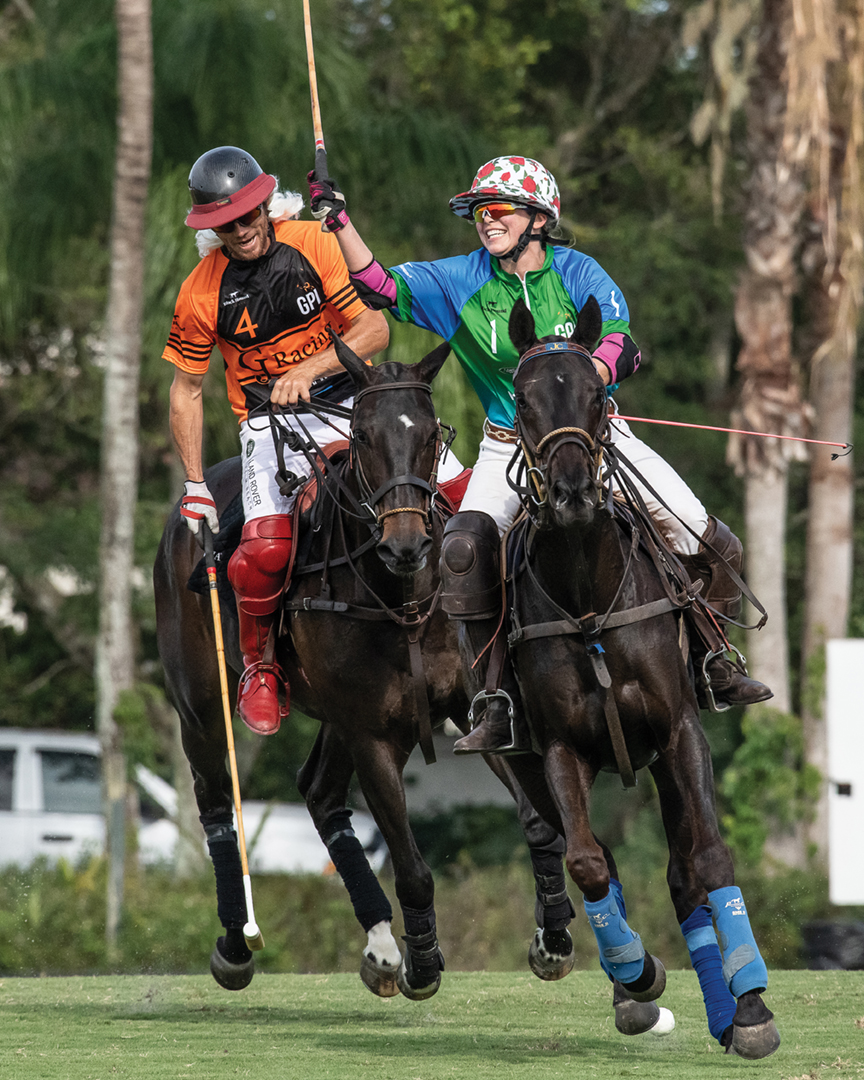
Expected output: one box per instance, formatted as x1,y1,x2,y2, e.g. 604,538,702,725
398,414,415,430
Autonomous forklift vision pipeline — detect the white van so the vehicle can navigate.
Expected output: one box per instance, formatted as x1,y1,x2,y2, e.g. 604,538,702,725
0,728,386,874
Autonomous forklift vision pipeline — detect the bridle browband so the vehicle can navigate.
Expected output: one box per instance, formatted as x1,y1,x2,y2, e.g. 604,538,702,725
351,379,451,530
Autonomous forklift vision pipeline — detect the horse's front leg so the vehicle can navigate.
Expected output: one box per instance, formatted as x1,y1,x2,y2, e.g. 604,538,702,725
484,753,576,980
298,723,401,997
651,721,780,1059
348,734,443,1001
545,742,667,1005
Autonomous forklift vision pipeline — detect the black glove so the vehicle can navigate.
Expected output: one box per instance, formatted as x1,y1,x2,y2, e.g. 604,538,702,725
307,170,348,232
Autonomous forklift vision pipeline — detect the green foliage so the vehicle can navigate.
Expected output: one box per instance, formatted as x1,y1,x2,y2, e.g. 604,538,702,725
719,707,822,867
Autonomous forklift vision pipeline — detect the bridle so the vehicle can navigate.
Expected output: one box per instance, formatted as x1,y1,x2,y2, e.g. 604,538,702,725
511,340,609,510
350,380,454,532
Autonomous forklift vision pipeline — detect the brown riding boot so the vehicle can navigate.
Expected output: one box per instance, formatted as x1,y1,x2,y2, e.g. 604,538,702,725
679,517,773,712
227,516,293,735
440,511,532,756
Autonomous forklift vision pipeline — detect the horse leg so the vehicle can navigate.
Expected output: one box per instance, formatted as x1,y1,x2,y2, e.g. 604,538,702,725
545,743,667,1004
298,723,401,997
155,525,253,991
483,754,575,980
348,735,443,1001
650,726,780,1059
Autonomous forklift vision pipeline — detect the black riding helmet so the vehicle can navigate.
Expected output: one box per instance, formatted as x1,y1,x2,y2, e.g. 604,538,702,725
185,146,277,230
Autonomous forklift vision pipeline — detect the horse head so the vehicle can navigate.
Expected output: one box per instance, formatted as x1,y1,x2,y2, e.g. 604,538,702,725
329,329,451,575
509,295,607,529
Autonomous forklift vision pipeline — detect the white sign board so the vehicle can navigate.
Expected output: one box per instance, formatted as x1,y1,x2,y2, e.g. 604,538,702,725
826,639,864,904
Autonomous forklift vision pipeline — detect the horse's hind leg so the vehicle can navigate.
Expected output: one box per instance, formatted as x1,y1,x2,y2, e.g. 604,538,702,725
651,725,780,1059
348,734,443,1001
298,723,401,997
155,526,252,991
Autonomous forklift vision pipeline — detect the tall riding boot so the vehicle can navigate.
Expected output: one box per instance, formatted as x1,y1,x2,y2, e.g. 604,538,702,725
227,516,293,735
679,517,773,712
440,511,531,755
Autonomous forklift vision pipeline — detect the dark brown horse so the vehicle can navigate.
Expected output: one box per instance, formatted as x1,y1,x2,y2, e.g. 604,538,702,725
495,296,780,1058
154,337,577,1001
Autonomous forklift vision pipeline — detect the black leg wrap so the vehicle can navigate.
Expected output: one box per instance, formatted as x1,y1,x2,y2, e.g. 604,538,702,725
204,821,246,930
398,903,445,999
324,811,393,932
530,846,575,931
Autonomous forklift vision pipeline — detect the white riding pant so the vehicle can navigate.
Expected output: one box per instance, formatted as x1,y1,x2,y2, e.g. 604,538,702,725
461,418,708,555
239,408,464,522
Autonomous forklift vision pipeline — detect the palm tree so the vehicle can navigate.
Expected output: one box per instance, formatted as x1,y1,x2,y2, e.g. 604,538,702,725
96,0,152,952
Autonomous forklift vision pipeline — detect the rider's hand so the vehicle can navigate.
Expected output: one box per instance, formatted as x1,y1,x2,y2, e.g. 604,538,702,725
307,170,348,233
181,480,220,538
270,367,318,407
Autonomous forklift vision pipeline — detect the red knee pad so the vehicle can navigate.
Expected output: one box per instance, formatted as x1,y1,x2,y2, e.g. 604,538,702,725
228,515,293,615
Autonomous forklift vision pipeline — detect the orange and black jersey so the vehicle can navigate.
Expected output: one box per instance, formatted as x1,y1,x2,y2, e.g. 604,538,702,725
163,219,367,422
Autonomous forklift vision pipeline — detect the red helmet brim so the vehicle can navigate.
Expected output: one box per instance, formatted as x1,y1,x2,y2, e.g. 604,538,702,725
185,173,277,230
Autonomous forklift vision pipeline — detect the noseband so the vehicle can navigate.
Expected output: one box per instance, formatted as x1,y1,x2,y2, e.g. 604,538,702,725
351,380,450,530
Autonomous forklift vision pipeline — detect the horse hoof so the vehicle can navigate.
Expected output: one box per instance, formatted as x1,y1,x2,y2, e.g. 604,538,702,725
360,953,401,998
528,928,576,981
396,957,442,1001
731,1019,781,1059
210,944,254,991
620,954,666,1003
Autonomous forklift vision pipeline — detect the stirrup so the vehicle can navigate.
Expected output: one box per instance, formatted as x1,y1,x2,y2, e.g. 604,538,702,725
701,644,747,714
467,688,514,727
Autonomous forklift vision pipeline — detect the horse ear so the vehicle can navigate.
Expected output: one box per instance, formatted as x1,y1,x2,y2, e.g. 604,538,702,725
415,341,451,384
508,298,538,356
571,295,602,352
328,326,372,387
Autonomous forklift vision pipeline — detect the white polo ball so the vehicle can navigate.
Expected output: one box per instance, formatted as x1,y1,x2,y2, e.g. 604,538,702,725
649,1007,676,1036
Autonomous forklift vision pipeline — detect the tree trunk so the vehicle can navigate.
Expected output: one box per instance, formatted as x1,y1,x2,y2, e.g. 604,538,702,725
800,0,864,867
730,0,810,867
95,0,152,956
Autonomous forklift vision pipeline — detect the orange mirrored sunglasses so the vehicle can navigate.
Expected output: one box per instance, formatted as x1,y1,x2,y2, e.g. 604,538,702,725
473,202,519,223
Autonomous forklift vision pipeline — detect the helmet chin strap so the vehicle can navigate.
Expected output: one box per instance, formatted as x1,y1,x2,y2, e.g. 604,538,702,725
499,209,544,264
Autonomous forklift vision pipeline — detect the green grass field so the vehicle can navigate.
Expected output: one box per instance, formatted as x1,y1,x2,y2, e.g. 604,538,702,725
1,970,862,1080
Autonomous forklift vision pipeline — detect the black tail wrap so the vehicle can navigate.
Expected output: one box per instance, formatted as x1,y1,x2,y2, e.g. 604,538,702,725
530,844,575,931
325,810,393,932
204,821,246,930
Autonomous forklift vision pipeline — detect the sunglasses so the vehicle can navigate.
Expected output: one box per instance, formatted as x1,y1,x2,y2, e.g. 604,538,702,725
213,205,264,233
473,202,519,223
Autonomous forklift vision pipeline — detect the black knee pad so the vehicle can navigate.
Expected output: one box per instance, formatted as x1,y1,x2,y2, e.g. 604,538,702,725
440,511,502,620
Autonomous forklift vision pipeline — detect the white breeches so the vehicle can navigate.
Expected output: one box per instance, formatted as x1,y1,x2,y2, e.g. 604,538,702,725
239,408,464,522
461,420,708,555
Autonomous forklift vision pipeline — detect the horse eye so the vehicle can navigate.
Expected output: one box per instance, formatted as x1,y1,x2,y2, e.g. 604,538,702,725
515,392,529,411
353,428,368,445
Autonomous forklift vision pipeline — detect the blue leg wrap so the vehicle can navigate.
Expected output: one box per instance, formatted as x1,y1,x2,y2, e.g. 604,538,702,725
584,884,645,984
708,886,768,997
681,905,737,1042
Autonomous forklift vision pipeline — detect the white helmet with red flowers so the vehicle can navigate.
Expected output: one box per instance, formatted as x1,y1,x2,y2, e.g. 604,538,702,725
450,157,561,224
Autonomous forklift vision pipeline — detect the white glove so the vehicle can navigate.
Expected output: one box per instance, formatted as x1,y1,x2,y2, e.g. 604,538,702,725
180,480,219,538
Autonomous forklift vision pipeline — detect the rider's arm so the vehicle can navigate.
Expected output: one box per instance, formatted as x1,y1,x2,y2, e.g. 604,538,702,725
592,333,641,388
169,367,207,482
269,306,389,407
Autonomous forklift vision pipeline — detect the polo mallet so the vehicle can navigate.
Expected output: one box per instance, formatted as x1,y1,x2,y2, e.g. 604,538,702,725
202,523,264,952
303,0,334,219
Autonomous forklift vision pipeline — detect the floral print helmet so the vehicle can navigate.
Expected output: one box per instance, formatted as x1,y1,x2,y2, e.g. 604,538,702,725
449,157,561,224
